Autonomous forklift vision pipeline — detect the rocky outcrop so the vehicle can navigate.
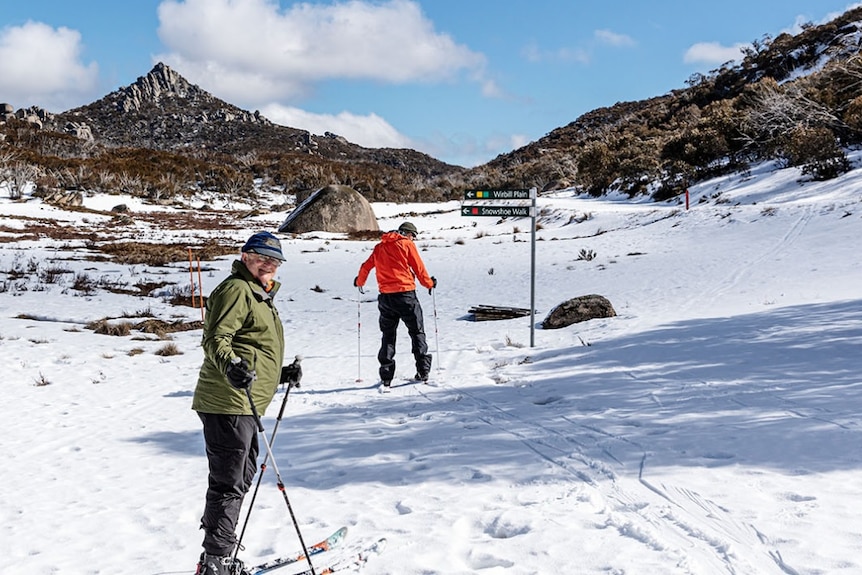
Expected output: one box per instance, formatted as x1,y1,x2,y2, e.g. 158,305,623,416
64,121,93,141
0,105,54,129
1,103,94,141
278,185,379,234
113,63,270,128
116,62,197,112
542,295,616,329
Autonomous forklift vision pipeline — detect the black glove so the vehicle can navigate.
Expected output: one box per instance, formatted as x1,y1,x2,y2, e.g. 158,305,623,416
226,357,255,389
354,276,365,294
428,276,437,295
281,355,303,388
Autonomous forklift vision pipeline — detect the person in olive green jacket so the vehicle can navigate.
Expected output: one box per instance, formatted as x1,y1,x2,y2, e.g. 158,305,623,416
193,231,286,575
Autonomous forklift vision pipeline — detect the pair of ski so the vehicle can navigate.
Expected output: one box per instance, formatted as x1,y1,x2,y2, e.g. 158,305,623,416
243,526,385,575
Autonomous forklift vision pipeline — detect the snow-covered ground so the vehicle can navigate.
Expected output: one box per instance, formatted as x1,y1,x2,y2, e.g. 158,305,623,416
2,156,861,574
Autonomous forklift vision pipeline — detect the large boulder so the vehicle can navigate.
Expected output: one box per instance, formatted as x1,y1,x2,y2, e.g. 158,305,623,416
542,294,616,329
278,184,379,234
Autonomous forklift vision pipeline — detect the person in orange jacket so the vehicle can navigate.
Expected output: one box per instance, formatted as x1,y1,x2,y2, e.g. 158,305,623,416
354,222,436,387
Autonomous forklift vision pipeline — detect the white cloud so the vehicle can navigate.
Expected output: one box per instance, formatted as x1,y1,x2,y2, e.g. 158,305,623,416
508,133,531,150
683,42,748,65
258,103,497,167
259,104,413,150
155,0,487,105
258,104,521,168
594,29,635,47
0,21,98,111
479,78,504,99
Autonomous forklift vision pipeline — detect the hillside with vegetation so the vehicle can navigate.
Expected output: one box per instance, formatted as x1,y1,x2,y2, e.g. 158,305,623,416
2,6,862,208
484,6,862,199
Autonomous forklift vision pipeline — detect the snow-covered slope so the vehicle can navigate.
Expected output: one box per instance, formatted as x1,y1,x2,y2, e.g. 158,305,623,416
2,157,861,574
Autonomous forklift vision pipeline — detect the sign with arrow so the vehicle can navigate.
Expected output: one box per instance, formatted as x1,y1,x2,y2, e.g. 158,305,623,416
459,187,539,347
464,189,532,200
461,205,532,217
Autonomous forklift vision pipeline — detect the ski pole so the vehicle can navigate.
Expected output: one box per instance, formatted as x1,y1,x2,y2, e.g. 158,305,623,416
242,386,317,575
432,288,440,374
356,287,363,382
234,383,293,561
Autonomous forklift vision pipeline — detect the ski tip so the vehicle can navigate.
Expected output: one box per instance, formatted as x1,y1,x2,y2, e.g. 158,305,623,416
366,537,388,556
356,538,388,565
329,525,348,543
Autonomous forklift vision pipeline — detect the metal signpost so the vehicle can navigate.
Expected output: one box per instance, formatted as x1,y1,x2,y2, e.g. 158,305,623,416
461,188,538,347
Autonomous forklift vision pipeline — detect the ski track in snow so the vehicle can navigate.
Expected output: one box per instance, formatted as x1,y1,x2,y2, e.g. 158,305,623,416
312,325,794,575
404,377,786,575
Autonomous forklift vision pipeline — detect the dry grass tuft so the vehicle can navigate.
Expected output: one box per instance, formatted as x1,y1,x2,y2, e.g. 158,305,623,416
133,280,174,296
155,343,182,356
96,239,235,266
86,316,202,338
87,319,133,336
136,318,203,338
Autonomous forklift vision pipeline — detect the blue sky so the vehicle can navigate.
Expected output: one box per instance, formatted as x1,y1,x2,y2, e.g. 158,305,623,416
1,1,860,167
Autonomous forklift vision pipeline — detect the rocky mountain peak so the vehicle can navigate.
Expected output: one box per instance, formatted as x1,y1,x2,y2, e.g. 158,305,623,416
116,62,206,112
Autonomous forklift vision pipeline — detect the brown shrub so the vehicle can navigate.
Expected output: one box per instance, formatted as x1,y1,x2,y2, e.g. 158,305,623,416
97,239,235,266
155,343,182,356
87,319,133,336
135,318,203,337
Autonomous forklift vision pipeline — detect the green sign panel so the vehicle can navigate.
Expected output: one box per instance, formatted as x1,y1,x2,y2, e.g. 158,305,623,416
464,189,532,200
461,205,532,217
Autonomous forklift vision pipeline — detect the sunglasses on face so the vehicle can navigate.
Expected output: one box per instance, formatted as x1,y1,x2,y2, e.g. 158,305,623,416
250,252,282,267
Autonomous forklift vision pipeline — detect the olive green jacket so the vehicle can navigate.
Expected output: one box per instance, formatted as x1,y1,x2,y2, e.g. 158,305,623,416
192,260,285,416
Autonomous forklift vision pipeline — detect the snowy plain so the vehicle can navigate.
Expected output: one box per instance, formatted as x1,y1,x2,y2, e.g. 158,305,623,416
1,155,861,575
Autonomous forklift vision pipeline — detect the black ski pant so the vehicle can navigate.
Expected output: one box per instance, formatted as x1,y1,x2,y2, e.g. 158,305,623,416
377,290,432,382
198,412,259,557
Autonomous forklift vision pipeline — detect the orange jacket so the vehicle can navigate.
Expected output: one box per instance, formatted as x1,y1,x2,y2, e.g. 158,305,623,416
357,231,434,294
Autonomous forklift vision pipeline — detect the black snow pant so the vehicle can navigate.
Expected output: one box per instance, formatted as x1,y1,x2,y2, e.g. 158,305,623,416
377,290,432,382
198,412,259,557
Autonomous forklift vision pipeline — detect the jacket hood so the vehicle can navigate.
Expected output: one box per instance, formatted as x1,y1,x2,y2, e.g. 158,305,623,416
381,230,407,243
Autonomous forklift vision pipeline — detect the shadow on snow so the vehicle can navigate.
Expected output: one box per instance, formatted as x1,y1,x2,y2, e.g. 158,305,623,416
134,299,862,489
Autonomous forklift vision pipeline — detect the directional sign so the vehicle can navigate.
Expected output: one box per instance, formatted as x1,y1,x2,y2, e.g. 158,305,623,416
459,187,538,347
464,189,532,200
461,205,532,217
